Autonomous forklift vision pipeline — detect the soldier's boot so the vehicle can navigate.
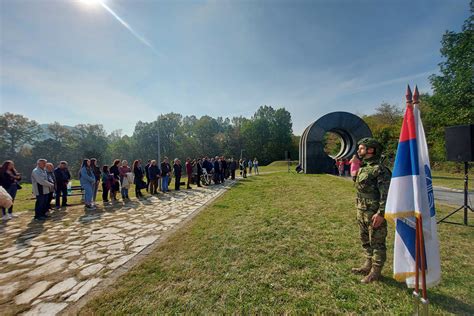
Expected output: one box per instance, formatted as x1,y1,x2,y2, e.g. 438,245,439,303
361,265,382,284
351,259,372,275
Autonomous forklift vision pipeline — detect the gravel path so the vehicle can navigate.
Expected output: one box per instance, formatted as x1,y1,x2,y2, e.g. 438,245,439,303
0,181,235,315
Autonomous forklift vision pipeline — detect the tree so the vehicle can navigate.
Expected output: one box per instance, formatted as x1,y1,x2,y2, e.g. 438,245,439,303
71,124,109,165
363,102,403,161
32,139,63,165
47,122,72,143
0,113,42,159
423,4,473,161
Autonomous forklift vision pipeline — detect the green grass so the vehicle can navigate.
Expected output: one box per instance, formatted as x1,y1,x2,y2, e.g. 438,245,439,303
431,170,473,191
262,161,473,191
81,172,473,314
260,160,299,173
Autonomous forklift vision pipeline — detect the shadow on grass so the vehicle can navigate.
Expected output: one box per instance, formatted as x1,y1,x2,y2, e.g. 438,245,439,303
383,274,474,314
430,291,474,314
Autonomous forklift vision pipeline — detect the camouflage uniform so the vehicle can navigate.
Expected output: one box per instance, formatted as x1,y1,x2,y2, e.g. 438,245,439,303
355,157,391,266
353,138,391,282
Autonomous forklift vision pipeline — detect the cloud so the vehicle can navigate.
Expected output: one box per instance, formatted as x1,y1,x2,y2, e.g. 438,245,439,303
337,69,437,95
1,59,157,135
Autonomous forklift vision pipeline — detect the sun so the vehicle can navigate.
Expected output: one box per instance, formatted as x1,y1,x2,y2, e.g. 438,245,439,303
78,0,102,7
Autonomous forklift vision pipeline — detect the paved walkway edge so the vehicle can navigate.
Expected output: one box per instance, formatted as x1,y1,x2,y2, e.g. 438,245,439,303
62,181,236,315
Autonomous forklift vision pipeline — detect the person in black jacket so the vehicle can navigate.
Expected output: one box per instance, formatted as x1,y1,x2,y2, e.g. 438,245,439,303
160,157,171,192
133,160,144,198
109,159,121,201
144,160,151,192
148,160,160,194
213,157,220,184
54,161,71,208
229,158,237,180
196,158,203,187
0,160,21,220
173,158,182,191
221,156,227,183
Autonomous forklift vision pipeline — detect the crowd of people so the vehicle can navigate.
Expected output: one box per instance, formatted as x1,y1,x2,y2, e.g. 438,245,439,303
0,156,260,221
335,154,361,181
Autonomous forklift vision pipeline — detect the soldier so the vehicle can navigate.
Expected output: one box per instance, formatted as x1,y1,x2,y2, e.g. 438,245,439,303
352,137,391,283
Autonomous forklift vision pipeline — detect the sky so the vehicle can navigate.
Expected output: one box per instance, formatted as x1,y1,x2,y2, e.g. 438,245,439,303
0,0,470,136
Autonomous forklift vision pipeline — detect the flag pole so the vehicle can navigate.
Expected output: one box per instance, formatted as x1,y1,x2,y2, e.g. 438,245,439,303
414,86,429,316
406,85,421,315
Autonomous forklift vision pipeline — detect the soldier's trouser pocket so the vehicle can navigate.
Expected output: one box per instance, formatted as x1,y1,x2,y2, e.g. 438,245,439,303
357,210,387,266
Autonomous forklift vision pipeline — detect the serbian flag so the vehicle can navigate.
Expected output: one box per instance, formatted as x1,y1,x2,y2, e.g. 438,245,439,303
385,86,441,288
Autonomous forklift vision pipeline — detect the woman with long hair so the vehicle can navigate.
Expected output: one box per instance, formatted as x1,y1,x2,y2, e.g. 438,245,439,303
133,160,144,198
109,159,121,201
0,160,21,220
119,160,131,200
79,159,96,210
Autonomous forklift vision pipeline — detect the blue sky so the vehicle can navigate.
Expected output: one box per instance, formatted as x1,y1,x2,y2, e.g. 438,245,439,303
0,0,470,136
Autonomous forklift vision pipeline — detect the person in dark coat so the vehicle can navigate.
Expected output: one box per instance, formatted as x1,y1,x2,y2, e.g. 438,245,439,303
109,159,121,201
45,163,56,211
196,158,203,187
148,160,160,194
173,159,182,191
54,161,71,208
160,157,171,192
220,156,227,183
144,160,151,192
133,160,144,198
0,160,21,220
213,157,220,184
229,158,237,180
203,157,212,174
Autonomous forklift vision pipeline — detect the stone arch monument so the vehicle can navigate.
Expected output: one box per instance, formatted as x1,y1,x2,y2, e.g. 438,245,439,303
299,111,372,174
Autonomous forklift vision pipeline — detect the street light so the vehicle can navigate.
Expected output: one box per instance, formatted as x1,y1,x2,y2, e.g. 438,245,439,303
157,115,161,190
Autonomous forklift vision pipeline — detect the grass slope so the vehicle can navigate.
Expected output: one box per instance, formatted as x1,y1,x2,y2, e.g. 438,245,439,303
82,172,473,314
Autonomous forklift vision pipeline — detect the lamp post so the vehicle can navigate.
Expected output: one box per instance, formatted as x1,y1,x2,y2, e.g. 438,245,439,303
157,115,162,190
240,149,245,161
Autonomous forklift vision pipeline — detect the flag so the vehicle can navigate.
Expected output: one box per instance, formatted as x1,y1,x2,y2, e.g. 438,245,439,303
385,86,441,288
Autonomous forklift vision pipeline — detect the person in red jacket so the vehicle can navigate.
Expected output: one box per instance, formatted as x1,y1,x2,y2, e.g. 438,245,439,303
185,158,193,189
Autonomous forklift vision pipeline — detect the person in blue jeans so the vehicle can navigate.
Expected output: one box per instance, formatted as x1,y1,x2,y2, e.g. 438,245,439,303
160,157,171,192
80,159,97,210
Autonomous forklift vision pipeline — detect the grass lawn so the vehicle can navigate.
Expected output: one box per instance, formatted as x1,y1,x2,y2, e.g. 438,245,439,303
81,171,473,314
431,170,473,191
265,161,473,190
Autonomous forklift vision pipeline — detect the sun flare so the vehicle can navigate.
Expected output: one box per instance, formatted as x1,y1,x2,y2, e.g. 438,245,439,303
78,0,102,7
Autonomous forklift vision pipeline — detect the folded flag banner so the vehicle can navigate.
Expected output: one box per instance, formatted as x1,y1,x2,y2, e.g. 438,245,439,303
385,85,441,288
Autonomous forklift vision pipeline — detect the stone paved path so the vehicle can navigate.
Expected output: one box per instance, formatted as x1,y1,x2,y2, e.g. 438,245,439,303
0,181,235,315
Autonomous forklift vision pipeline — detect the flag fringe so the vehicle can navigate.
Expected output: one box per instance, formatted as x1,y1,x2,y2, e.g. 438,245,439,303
394,271,417,282
384,211,416,222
